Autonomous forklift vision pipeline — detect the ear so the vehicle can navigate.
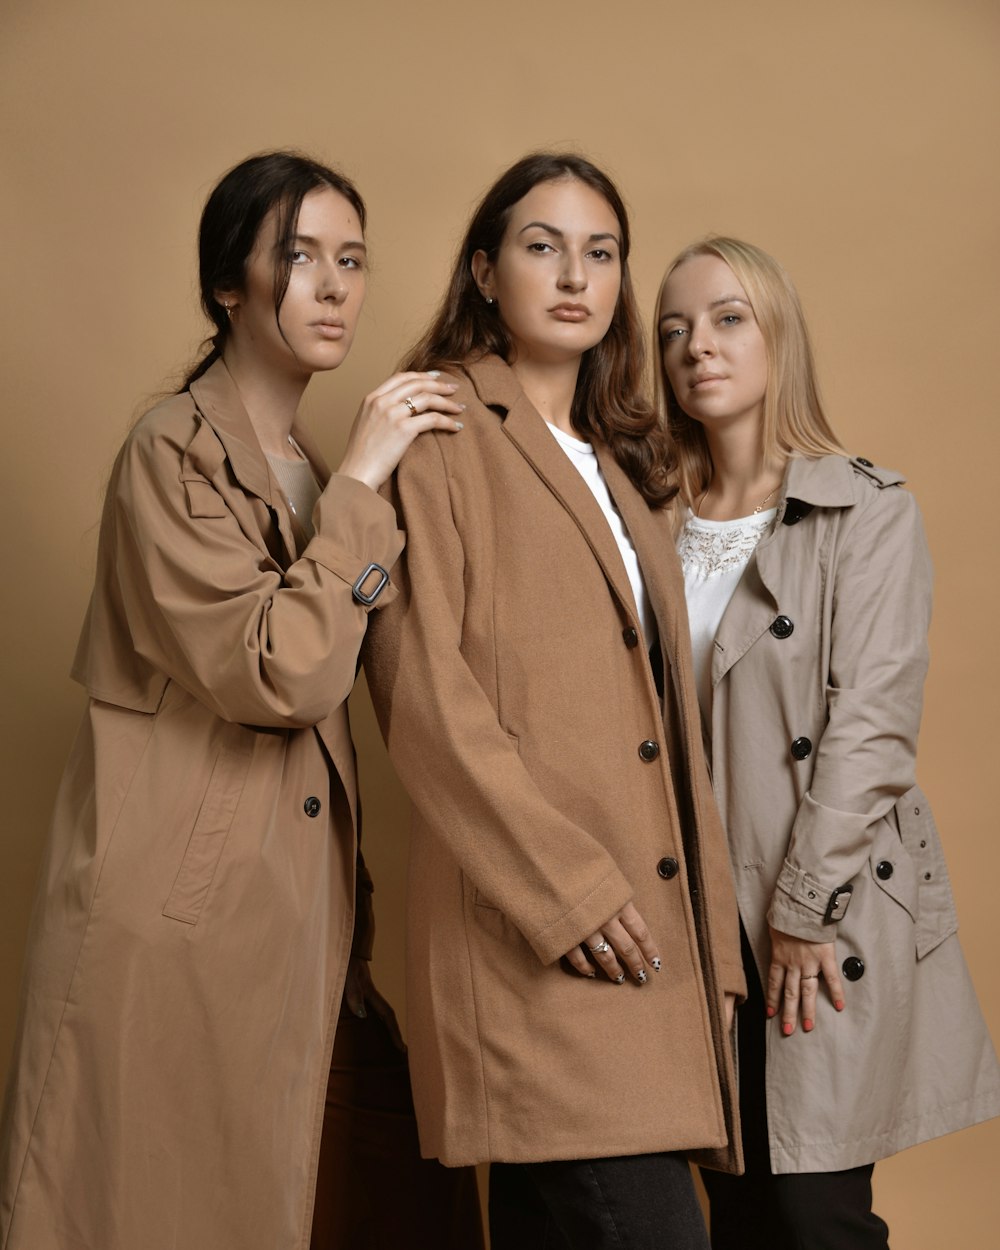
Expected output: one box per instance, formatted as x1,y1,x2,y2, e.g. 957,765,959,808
470,250,494,302
213,288,240,316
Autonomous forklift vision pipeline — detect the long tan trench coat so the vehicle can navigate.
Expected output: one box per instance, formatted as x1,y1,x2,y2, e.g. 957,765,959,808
364,356,745,1169
0,361,404,1250
707,453,1000,1173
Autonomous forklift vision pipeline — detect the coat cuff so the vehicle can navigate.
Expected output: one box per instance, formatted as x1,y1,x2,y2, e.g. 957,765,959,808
306,474,405,611
529,869,633,966
767,859,841,941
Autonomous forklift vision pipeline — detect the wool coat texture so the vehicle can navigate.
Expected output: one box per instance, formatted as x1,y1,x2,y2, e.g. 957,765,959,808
363,355,746,1170
705,453,1000,1173
0,361,404,1250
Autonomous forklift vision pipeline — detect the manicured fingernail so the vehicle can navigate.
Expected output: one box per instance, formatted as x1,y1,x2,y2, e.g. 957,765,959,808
453,422,464,430
444,383,458,391
457,403,466,409
782,1022,793,1036
651,958,661,972
766,1007,776,1018
803,1019,814,1032
614,973,625,985
429,369,441,377
586,971,597,978
637,969,647,984
835,1000,845,1012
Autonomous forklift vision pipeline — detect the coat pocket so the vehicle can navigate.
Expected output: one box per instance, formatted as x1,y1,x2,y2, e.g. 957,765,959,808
162,728,256,924
892,784,958,958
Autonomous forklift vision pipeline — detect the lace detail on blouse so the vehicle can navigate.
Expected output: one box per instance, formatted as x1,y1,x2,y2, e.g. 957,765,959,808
677,511,775,578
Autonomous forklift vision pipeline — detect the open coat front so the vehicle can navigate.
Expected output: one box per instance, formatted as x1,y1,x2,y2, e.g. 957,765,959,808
0,362,404,1250
364,355,745,1169
708,453,1000,1173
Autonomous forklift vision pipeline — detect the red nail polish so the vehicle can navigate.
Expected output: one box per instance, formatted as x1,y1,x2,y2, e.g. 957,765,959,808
803,1019,813,1032
835,1000,845,1011
782,1022,793,1036
766,1007,776,1018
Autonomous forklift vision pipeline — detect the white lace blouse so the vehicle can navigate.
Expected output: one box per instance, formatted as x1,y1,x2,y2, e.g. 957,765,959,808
676,507,777,723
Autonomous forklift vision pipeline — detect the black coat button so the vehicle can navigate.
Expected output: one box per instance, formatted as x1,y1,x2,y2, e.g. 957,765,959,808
856,457,874,468
303,796,322,818
622,627,639,649
876,860,894,880
770,615,794,639
790,736,812,761
638,740,660,762
657,857,679,880
842,956,865,981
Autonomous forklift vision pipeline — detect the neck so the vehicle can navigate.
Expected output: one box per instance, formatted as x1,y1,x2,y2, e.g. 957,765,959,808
222,338,310,458
511,356,584,438
698,417,785,520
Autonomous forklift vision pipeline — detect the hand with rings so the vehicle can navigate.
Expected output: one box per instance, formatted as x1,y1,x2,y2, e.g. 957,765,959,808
562,901,660,986
338,371,465,491
765,924,846,1037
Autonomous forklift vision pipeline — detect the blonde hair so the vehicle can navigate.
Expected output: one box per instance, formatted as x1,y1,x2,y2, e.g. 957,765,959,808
653,236,844,507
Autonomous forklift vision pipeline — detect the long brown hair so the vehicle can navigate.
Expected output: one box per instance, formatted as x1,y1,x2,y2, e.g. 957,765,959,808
406,153,672,506
654,236,844,508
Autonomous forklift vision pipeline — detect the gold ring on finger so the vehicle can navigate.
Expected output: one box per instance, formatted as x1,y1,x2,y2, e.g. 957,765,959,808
403,396,418,416
800,973,820,980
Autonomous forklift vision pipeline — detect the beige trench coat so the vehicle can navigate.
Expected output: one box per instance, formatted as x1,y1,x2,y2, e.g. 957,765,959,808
708,453,1000,1172
0,361,404,1250
364,356,745,1169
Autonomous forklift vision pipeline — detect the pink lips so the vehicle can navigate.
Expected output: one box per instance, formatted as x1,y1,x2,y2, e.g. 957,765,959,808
313,320,345,339
549,303,590,322
690,373,725,388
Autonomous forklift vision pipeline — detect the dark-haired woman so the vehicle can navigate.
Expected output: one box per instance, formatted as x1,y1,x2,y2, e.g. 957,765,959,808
0,152,479,1250
364,154,745,1250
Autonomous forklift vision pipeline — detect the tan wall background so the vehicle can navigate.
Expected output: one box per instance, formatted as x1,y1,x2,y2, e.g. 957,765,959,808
2,0,997,1242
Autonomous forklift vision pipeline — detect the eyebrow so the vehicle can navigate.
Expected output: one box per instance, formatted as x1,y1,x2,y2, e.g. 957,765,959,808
517,220,621,246
659,295,750,325
291,233,368,252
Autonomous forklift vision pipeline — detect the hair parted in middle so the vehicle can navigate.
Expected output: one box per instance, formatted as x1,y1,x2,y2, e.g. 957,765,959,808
654,235,845,509
405,151,673,506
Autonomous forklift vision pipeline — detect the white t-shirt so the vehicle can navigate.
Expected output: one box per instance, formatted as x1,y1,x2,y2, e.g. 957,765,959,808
676,507,777,723
546,422,656,646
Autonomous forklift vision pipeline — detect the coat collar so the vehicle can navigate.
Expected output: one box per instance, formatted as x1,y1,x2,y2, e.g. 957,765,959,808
188,358,330,504
188,358,330,562
462,355,640,623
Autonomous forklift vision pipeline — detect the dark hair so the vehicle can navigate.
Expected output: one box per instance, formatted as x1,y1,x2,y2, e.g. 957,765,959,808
180,150,366,390
404,152,672,506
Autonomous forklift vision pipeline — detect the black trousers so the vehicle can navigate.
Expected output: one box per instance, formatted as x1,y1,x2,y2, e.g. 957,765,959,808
701,928,890,1250
490,1151,710,1250
310,1011,483,1250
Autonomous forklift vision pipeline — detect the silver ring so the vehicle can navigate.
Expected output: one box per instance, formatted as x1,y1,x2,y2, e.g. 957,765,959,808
588,939,611,955
403,396,418,416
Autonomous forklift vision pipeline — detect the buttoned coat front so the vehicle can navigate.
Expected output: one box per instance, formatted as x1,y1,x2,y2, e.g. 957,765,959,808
364,356,745,1169
706,453,1000,1173
0,361,404,1250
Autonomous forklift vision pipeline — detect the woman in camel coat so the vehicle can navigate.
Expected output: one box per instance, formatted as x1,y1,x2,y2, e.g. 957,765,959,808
0,152,473,1250
364,153,745,1250
657,235,1000,1249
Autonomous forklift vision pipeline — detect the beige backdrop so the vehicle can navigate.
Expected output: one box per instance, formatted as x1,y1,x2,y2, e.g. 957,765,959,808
2,0,998,1243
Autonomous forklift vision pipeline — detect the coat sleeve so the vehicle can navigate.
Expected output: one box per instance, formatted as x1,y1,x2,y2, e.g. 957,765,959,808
363,432,634,966
767,484,932,940
87,412,404,728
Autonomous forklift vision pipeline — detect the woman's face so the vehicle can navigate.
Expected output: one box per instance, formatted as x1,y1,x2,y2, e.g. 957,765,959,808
472,177,623,366
220,186,367,378
658,253,769,433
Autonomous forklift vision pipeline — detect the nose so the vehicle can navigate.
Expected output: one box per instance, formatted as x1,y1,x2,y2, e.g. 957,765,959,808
557,249,587,293
686,316,715,358
318,262,348,303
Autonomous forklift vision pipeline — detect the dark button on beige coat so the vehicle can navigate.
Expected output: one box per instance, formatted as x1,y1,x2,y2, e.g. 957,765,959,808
707,453,1000,1173
0,361,403,1250
364,356,745,1170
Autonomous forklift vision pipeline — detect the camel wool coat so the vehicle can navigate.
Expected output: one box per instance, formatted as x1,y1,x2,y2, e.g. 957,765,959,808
706,453,1000,1173
364,356,745,1169
0,361,404,1250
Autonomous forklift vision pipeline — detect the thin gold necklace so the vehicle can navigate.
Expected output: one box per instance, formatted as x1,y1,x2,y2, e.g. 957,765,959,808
694,480,781,519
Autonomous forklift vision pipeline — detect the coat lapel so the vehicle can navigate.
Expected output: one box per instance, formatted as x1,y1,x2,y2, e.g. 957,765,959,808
465,357,639,621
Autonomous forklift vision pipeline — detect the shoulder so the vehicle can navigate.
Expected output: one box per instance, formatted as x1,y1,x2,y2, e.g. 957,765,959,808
123,390,202,463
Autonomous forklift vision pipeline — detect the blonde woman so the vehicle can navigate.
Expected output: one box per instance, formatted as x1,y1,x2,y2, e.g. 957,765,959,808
655,236,1000,1249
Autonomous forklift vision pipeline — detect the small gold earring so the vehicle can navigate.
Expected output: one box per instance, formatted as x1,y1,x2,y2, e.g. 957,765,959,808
224,301,233,320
